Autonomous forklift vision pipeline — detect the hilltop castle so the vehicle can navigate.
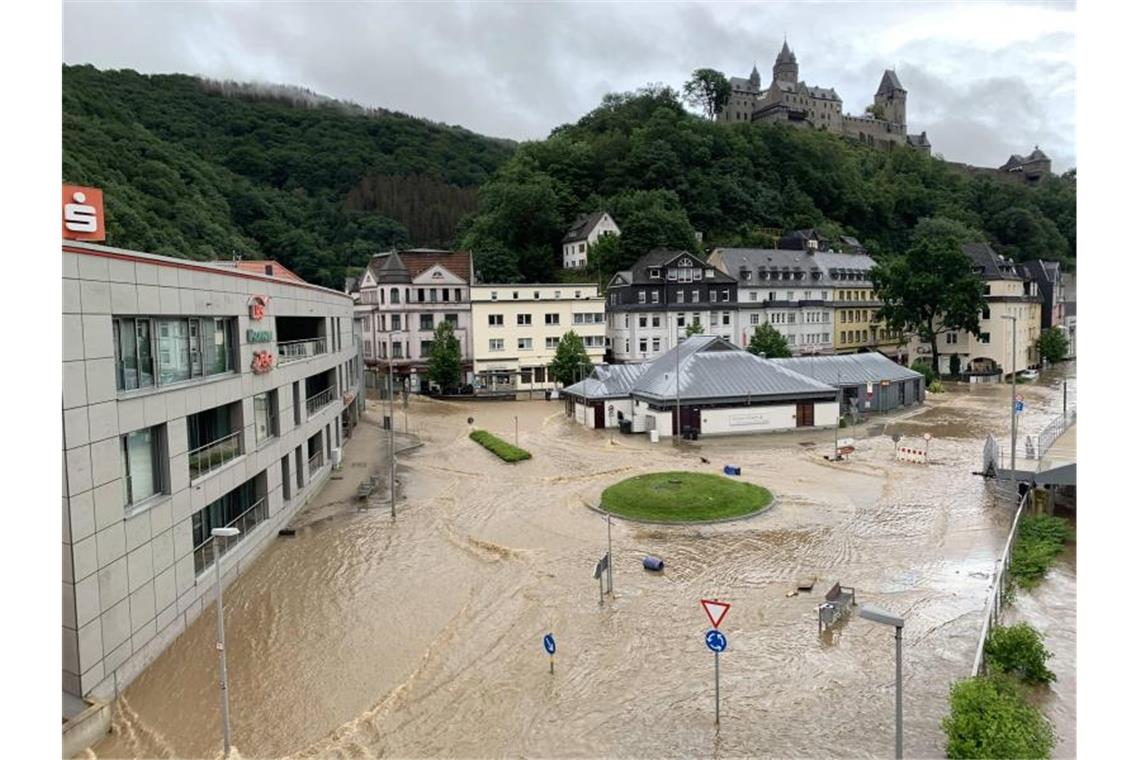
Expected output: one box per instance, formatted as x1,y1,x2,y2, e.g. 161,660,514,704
717,41,931,154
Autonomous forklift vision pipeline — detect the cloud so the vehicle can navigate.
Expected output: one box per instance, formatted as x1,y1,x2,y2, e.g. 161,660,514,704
62,0,1075,169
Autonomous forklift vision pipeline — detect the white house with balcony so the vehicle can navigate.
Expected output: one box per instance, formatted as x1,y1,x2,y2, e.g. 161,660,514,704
62,241,362,710
562,211,620,269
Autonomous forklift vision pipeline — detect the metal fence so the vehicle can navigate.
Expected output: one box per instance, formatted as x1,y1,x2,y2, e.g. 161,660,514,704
308,449,325,474
278,337,328,365
192,497,267,574
1033,408,1077,460
306,387,336,417
971,488,1030,676
188,430,242,481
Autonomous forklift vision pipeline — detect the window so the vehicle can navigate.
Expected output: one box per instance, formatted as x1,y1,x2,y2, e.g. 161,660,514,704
192,477,263,574
517,313,532,326
417,288,425,303
639,338,648,353
455,288,463,302
392,342,403,359
513,291,519,300
489,338,504,352
545,313,560,326
489,314,503,326
706,269,716,278
722,312,730,326
546,336,559,350
584,335,605,348
749,291,758,302
390,288,400,304
651,315,661,327
420,314,434,331
652,338,661,352
750,314,760,325
430,288,439,303
639,316,648,328
722,289,729,302
420,341,433,356
981,306,991,320
979,332,991,344
442,289,450,302
391,314,402,331
649,267,661,278
691,289,699,303
574,290,581,299
710,290,718,303
445,313,458,326
946,332,958,345
491,291,498,301
677,315,685,327
363,341,372,358
651,291,660,304
638,291,647,304
518,338,532,351
677,290,685,304
533,291,540,300
253,392,277,444
122,425,164,507
116,317,234,391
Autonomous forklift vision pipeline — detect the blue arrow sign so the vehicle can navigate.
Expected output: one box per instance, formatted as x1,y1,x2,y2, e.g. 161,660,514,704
1015,400,1025,414
705,629,727,653
543,633,556,656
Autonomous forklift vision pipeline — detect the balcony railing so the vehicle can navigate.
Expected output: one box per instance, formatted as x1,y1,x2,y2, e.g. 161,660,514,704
192,497,267,575
188,430,242,481
308,449,325,474
278,337,328,365
306,387,336,417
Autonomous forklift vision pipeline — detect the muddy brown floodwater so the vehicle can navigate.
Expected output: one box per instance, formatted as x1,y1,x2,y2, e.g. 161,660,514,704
90,366,1076,759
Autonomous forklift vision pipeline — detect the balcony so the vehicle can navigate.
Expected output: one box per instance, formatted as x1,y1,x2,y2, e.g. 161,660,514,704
306,386,336,417
192,496,267,574
308,448,325,474
187,430,242,481
278,337,328,365
187,403,243,481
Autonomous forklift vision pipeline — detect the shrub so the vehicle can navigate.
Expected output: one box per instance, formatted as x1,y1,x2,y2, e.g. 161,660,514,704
469,429,532,463
1010,515,1073,588
910,359,936,385
928,379,945,393
984,623,1056,684
942,675,1055,759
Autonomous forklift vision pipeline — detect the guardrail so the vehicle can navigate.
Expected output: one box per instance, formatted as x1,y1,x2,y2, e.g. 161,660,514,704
1033,408,1076,460
278,337,327,365
188,430,242,481
306,387,336,417
308,449,325,474
971,488,1030,676
192,497,267,574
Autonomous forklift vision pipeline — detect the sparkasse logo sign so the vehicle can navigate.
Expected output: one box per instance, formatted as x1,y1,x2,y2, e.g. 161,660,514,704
62,185,106,241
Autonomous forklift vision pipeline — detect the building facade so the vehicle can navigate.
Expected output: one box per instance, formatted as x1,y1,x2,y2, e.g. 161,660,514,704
717,42,931,155
561,211,621,270
909,243,1042,378
470,283,606,390
354,249,475,391
63,241,362,703
605,250,739,363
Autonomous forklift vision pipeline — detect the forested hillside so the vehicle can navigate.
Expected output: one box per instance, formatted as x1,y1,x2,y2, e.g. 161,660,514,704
460,84,1076,283
62,65,516,288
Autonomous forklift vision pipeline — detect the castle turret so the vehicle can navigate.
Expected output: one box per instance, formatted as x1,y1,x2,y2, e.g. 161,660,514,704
773,40,798,84
749,63,761,89
874,69,907,128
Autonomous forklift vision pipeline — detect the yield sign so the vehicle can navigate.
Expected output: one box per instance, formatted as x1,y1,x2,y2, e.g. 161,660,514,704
701,599,731,629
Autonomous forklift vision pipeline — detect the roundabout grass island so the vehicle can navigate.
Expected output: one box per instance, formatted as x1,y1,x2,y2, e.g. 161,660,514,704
600,471,773,523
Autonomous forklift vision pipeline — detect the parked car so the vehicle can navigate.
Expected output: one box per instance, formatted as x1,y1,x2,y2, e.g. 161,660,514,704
1019,369,1040,381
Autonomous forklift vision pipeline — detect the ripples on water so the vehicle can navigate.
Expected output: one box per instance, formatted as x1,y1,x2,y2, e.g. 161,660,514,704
91,366,1076,759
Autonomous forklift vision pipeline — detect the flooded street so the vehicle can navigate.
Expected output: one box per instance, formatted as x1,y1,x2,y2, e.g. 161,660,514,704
91,366,1076,759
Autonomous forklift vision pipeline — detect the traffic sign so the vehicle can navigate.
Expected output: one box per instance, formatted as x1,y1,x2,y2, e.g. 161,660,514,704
701,599,731,629
543,633,556,655
705,629,727,653
1015,400,1025,414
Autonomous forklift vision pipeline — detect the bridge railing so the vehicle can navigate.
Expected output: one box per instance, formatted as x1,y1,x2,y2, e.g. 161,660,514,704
972,488,1030,677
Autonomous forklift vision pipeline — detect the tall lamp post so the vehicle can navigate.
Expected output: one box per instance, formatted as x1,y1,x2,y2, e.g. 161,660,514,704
859,604,905,760
387,331,403,519
212,526,241,758
1001,315,1017,472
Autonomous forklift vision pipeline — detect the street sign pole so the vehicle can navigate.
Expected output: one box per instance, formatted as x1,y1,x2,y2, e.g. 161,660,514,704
714,650,720,725
606,512,613,596
543,633,556,674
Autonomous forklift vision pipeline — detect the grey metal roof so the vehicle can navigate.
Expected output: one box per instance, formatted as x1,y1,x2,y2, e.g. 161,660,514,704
563,211,610,243
877,69,905,95
562,363,649,400
710,248,878,286
730,77,761,93
631,336,836,402
772,353,922,387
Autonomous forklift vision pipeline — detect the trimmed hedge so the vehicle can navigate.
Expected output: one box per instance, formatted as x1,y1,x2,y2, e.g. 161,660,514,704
469,429,532,463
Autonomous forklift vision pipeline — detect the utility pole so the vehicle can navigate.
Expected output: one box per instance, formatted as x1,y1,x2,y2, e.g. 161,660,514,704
388,334,397,520
834,369,841,459
606,511,614,595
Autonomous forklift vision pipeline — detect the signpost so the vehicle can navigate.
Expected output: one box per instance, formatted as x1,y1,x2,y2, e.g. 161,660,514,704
1015,394,1025,414
543,633,556,674
700,600,731,724
594,553,610,604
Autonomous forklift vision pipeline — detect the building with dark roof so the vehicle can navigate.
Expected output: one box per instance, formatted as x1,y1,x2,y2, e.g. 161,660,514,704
999,147,1052,184
604,250,739,362
561,211,620,270
561,336,840,436
354,249,475,391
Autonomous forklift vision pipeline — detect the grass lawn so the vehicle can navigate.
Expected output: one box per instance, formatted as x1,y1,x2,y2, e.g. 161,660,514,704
600,471,772,523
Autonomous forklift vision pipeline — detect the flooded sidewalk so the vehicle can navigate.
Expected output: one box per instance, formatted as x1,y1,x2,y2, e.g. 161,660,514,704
90,368,1076,759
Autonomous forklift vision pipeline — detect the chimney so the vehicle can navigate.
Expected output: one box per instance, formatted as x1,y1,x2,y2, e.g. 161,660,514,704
265,263,274,276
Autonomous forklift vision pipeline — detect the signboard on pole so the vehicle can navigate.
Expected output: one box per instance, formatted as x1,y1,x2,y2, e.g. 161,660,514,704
700,599,731,629
543,633,556,655
705,629,727,652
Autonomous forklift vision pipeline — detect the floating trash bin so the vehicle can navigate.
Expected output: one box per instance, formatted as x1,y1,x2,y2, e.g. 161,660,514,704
643,555,665,571
723,465,741,476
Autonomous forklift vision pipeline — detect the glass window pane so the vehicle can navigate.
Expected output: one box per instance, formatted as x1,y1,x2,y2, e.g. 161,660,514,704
189,319,203,377
125,428,158,504
158,319,190,385
254,394,270,443
207,319,231,376
117,319,137,390
136,320,154,388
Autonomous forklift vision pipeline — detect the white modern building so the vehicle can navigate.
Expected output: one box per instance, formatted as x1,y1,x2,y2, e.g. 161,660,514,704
63,241,362,706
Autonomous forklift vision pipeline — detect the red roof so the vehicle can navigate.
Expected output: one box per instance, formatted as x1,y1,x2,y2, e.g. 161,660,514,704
213,260,307,283
367,249,473,283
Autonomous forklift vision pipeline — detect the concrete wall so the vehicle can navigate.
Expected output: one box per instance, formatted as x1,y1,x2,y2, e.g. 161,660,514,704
63,243,359,702
699,401,839,435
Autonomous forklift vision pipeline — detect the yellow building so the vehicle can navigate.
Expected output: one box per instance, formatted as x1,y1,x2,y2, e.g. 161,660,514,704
470,284,606,392
832,287,906,357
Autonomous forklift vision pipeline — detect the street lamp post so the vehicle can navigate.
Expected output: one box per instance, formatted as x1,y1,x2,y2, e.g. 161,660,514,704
387,332,402,520
1001,315,1017,472
212,526,241,758
859,604,905,760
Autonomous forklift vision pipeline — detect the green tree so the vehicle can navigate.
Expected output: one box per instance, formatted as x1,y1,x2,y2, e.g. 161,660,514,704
942,675,1055,759
549,331,593,387
984,623,1057,685
1037,326,1069,364
685,318,705,337
870,217,986,376
747,322,792,358
426,320,462,389
864,103,885,119
682,68,732,120
587,233,622,283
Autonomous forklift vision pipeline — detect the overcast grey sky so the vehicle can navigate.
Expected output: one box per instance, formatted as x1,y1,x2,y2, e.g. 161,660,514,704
63,0,1076,171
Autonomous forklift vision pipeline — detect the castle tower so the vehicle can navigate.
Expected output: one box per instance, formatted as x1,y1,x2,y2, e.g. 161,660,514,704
749,63,761,89
773,40,798,84
874,70,907,127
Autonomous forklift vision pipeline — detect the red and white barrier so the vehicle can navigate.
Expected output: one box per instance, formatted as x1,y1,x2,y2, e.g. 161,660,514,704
896,446,928,464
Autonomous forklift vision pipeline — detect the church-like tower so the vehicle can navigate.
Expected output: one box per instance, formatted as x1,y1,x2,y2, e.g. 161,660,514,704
773,40,798,84
874,70,907,127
